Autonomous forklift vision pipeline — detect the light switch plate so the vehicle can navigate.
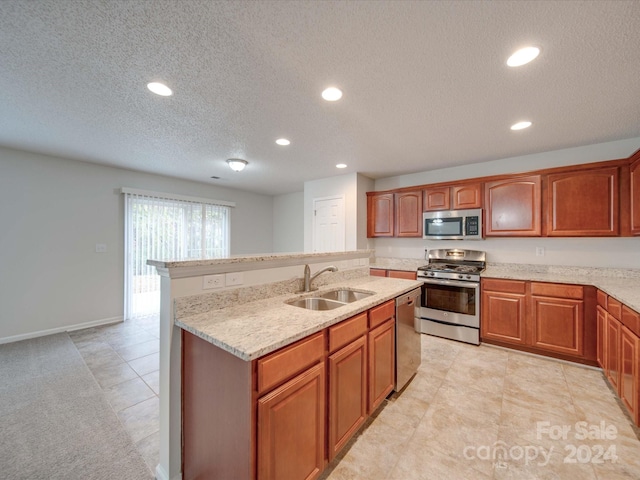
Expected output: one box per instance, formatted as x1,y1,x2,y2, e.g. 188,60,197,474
536,247,545,256
225,272,244,286
95,243,107,253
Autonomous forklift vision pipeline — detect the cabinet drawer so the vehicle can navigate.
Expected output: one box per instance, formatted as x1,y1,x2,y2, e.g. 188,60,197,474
329,313,368,353
387,270,417,280
257,332,325,395
369,300,395,329
531,282,583,300
597,289,607,308
622,305,640,337
370,268,387,277
482,278,526,294
608,297,622,320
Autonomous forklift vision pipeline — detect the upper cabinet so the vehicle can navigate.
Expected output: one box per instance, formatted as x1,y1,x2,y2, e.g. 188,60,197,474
485,175,541,236
395,191,422,237
547,167,619,236
367,193,394,237
631,157,640,235
423,183,482,211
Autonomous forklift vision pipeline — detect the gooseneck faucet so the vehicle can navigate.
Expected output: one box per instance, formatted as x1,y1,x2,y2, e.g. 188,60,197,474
303,264,338,292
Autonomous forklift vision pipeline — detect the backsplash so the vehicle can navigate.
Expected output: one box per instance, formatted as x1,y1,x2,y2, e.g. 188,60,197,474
174,266,369,318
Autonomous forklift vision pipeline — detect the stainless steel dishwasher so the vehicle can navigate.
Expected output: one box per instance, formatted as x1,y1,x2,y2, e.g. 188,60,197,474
395,287,422,391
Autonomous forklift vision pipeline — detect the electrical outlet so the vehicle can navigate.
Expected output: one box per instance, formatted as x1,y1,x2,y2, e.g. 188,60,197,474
203,274,225,290
536,247,545,256
95,243,107,253
225,272,244,286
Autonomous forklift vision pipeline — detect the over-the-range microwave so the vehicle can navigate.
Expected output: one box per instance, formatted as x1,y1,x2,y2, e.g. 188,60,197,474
422,208,483,240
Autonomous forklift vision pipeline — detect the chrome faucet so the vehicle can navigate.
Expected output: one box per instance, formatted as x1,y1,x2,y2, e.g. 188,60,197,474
303,264,338,292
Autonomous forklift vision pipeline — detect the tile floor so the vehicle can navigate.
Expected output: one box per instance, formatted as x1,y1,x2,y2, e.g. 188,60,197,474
68,316,160,475
323,335,640,479
69,319,640,480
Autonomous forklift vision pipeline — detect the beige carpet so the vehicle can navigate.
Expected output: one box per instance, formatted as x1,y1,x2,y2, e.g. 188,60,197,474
0,333,152,479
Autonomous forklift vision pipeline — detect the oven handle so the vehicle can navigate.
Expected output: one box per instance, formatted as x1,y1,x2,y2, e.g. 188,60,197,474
418,277,479,289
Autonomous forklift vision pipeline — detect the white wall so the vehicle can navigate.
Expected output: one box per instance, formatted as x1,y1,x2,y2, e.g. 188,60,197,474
371,138,640,269
0,147,274,341
272,191,304,253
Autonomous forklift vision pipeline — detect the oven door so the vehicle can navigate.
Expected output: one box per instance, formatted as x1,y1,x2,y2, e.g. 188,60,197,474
419,278,479,328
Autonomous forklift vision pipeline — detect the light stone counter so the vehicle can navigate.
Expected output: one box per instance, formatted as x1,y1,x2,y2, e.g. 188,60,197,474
483,263,640,313
175,276,422,361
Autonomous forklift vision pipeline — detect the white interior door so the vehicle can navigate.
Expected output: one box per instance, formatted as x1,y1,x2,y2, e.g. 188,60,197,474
313,196,345,252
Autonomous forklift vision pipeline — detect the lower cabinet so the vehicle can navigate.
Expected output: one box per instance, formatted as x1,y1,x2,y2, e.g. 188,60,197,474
369,268,417,280
183,299,399,480
598,290,640,426
257,363,326,480
480,278,594,364
596,305,606,368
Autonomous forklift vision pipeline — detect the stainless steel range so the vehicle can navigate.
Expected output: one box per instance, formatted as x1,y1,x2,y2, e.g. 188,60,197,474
417,248,486,345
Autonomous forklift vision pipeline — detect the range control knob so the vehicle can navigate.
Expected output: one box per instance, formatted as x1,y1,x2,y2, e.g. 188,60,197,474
458,274,463,279
466,275,471,279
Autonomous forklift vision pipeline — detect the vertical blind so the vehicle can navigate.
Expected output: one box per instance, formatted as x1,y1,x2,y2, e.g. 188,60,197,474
123,190,231,320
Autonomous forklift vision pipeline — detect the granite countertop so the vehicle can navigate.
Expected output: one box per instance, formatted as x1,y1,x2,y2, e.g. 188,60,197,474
176,276,422,361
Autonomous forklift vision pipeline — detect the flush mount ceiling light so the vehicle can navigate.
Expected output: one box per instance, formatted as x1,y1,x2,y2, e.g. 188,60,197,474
146,82,173,96
322,87,343,101
507,46,540,67
227,158,248,172
510,121,532,130
275,138,290,146
336,163,347,169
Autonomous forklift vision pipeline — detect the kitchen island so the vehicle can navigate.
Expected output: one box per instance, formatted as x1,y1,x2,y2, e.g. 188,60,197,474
148,250,421,480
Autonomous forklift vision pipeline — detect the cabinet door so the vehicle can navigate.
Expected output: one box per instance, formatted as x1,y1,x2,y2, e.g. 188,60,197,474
395,191,422,237
484,175,541,236
530,296,584,356
423,186,450,211
452,183,482,209
619,326,638,423
547,167,619,236
605,313,621,391
367,193,394,237
328,336,367,461
597,305,607,369
481,289,527,345
257,363,326,480
631,158,640,235
368,319,395,413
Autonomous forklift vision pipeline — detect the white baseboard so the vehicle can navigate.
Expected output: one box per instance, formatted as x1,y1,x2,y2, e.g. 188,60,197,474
0,316,124,345
155,463,181,480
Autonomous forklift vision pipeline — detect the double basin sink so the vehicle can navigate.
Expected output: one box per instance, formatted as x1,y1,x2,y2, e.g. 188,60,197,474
286,288,374,311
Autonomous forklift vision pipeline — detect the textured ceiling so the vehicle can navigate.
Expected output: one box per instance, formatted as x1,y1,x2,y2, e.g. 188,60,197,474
1,0,639,195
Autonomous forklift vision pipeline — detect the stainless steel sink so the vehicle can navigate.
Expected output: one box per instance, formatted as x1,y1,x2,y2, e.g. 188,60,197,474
317,289,373,303
286,297,346,310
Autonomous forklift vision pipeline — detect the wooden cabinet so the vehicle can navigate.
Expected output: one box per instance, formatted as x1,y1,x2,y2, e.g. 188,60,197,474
481,279,595,364
605,312,621,391
484,175,541,236
619,325,638,424
367,193,394,237
369,268,417,280
597,305,606,368
328,335,367,460
631,157,640,235
367,300,395,413
481,279,527,345
423,183,482,211
395,191,422,237
530,283,584,357
547,166,619,236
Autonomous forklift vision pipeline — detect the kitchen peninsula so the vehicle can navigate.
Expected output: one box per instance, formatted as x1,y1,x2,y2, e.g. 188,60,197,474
148,251,421,480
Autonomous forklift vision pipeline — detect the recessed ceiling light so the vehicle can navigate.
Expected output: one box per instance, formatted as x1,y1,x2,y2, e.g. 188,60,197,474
227,158,248,172
147,82,173,96
275,138,290,146
507,46,540,67
322,87,343,101
336,163,347,169
511,121,532,130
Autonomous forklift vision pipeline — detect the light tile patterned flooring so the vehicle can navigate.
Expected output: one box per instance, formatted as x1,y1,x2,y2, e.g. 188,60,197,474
69,316,160,475
324,335,640,480
69,320,640,479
